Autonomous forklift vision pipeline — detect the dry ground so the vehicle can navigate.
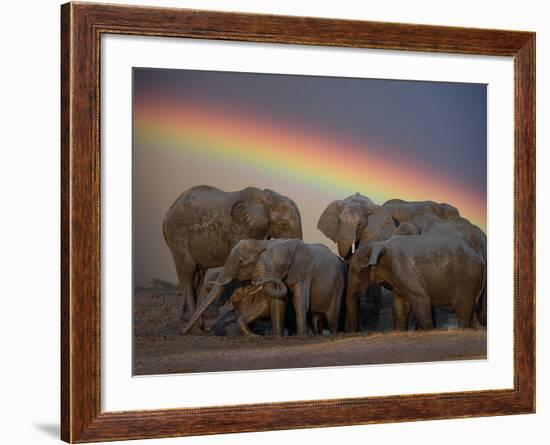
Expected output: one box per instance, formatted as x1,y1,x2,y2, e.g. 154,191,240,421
133,289,486,375
133,329,486,375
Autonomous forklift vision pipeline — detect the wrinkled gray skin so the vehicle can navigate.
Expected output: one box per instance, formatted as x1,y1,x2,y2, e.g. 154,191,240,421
348,234,485,331
197,267,274,336
382,198,460,226
317,193,396,329
183,239,346,336
181,239,287,335
163,186,302,328
255,240,347,336
318,193,395,260
393,215,487,326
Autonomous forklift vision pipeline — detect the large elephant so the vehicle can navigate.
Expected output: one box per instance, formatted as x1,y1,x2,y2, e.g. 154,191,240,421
254,240,347,335
382,198,460,225
393,214,487,326
180,239,287,335
317,193,395,260
317,193,396,328
163,185,302,325
348,234,485,331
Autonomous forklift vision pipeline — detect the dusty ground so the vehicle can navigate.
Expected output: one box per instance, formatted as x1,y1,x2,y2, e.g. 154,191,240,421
133,329,486,375
133,289,486,375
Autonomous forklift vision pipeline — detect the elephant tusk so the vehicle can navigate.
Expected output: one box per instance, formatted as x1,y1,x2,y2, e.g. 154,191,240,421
351,243,356,254
249,284,264,295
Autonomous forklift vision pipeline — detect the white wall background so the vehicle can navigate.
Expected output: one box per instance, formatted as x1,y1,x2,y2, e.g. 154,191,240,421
0,0,546,444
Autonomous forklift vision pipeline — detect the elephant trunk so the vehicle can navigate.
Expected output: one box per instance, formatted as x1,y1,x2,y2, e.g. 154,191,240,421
181,283,225,334
337,224,357,259
256,277,287,299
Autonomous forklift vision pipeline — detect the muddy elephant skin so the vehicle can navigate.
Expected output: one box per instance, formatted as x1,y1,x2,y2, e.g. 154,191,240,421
382,198,460,226
256,239,347,336
392,214,487,326
163,186,302,322
348,234,485,331
198,266,281,336
317,193,395,260
181,239,286,335
317,193,396,328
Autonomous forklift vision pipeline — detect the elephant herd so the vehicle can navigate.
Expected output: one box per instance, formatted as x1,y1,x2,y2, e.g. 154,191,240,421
162,185,487,337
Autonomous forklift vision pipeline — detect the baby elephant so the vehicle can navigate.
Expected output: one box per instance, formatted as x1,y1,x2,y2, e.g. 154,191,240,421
196,266,283,336
348,234,485,331
253,239,347,336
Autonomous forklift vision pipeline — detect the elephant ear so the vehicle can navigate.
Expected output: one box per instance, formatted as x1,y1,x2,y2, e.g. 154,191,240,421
231,191,270,239
367,243,386,267
317,200,343,241
286,242,314,286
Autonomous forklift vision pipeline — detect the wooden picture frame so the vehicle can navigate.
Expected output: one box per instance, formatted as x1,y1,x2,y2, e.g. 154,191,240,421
61,2,535,442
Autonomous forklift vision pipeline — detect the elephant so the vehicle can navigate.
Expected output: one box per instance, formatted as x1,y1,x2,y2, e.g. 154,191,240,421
180,239,289,335
253,240,347,336
347,234,486,331
162,185,302,327
197,266,279,336
392,214,487,326
183,239,346,336
382,198,460,226
317,193,396,325
317,193,395,260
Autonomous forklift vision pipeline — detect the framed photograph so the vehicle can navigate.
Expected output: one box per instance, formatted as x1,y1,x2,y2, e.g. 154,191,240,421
61,2,535,442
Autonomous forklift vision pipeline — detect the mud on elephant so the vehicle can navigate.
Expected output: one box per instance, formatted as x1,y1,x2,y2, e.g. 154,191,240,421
317,193,396,320
347,234,485,332
197,267,278,336
183,239,347,336
180,239,281,335
392,214,487,326
382,198,460,226
317,193,395,260
163,185,302,327
254,239,347,336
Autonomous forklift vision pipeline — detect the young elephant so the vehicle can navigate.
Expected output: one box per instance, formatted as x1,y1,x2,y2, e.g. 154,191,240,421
197,266,281,336
348,234,485,331
181,239,289,335
254,240,347,336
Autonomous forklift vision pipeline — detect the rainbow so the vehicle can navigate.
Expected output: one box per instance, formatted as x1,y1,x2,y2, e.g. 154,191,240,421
134,98,486,232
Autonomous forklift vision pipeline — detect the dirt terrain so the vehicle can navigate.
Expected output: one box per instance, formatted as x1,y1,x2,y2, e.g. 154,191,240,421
133,288,486,375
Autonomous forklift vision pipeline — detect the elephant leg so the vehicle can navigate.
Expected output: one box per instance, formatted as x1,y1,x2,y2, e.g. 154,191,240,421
326,310,340,334
393,293,410,331
193,268,206,300
454,299,475,329
170,249,198,320
311,314,319,335
237,296,270,335
291,283,309,336
327,278,344,334
311,314,324,335
270,298,286,336
344,292,360,333
407,293,433,330
236,317,257,336
368,285,383,314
